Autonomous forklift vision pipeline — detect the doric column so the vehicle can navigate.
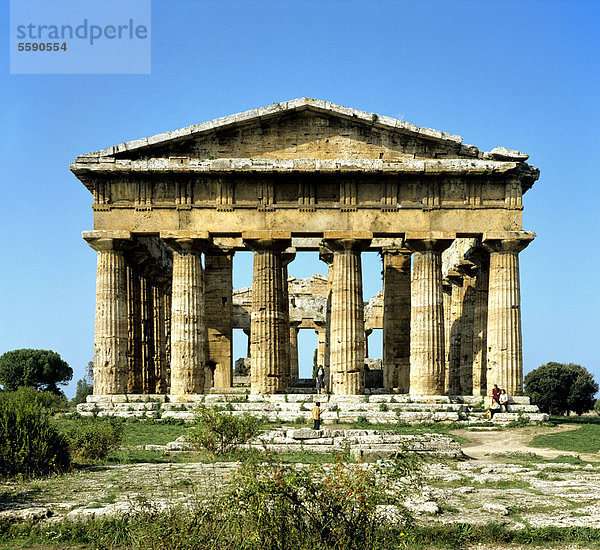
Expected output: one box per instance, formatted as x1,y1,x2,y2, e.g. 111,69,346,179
243,328,251,358
162,232,211,395
204,249,234,389
152,282,168,393
466,247,490,396
140,275,155,393
289,322,300,379
319,247,334,389
281,249,296,388
163,286,172,392
244,232,291,394
322,232,372,395
446,270,463,395
457,261,477,395
405,232,454,395
316,322,327,375
126,264,142,393
442,279,452,393
84,232,131,395
483,231,534,396
381,247,411,392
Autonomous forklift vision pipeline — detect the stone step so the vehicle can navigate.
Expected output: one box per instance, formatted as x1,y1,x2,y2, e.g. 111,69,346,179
78,394,546,424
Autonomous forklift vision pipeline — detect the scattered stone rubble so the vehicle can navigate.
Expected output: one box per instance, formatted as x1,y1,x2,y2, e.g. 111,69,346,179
2,457,600,530
145,429,463,459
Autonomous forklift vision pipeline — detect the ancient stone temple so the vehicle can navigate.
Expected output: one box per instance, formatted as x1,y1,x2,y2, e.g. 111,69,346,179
71,98,539,398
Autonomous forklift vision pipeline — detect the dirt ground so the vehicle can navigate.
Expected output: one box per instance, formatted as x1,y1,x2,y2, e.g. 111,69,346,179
456,424,600,462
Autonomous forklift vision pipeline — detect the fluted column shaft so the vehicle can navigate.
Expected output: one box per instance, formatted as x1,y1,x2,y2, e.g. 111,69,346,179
458,264,477,395
152,283,167,393
88,238,130,394
204,250,234,388
483,233,533,396
165,239,208,394
446,272,463,394
325,238,371,395
466,248,489,396
140,275,155,393
289,323,299,379
442,281,452,393
319,248,334,390
163,287,172,392
246,238,291,394
127,265,142,393
382,248,411,392
406,236,453,395
281,251,296,388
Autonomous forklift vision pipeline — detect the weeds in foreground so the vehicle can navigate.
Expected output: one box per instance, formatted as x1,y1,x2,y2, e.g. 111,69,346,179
0,455,420,549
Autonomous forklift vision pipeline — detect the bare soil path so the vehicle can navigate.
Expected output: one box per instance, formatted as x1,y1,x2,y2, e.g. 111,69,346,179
455,424,600,462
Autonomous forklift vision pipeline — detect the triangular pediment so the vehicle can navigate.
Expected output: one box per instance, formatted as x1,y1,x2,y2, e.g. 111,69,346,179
76,98,479,162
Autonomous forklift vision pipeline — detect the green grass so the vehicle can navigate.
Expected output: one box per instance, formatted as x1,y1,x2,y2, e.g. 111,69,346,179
530,423,600,454
3,519,600,549
53,416,189,447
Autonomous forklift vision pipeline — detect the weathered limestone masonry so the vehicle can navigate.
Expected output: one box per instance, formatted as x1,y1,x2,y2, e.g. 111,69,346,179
72,98,540,400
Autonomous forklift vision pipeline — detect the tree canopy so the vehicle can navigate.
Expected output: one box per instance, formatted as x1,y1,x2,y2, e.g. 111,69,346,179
524,362,598,416
0,349,72,394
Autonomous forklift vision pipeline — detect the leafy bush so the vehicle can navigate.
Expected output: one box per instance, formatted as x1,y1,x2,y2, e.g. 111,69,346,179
67,417,124,462
594,399,600,415
4,386,67,413
187,406,263,456
225,457,415,549
524,362,598,415
0,391,70,478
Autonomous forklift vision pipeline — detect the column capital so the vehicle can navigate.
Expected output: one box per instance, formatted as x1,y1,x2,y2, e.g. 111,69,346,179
161,231,212,255
379,245,411,257
404,231,455,253
322,231,372,253
282,247,296,266
84,231,132,253
465,245,490,269
318,245,334,265
204,246,235,259
243,231,291,252
482,231,535,254
456,259,478,278
445,269,463,287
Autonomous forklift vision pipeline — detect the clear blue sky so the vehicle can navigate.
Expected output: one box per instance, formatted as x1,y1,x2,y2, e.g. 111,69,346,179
1,0,598,397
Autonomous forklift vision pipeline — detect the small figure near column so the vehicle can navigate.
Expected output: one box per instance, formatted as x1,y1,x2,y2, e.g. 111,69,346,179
315,365,325,394
312,401,325,430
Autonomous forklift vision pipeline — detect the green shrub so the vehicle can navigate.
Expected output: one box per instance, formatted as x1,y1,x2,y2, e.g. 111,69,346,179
67,417,124,462
0,391,70,478
225,457,414,549
188,406,263,456
2,386,67,413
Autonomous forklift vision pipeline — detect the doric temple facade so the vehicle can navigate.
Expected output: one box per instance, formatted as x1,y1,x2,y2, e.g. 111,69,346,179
71,98,539,397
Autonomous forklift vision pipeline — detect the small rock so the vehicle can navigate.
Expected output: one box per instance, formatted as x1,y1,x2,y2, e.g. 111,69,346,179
0,507,53,522
483,502,509,516
406,500,439,515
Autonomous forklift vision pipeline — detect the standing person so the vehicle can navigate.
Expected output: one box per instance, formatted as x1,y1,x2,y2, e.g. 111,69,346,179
312,402,325,431
499,389,509,412
316,365,325,394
